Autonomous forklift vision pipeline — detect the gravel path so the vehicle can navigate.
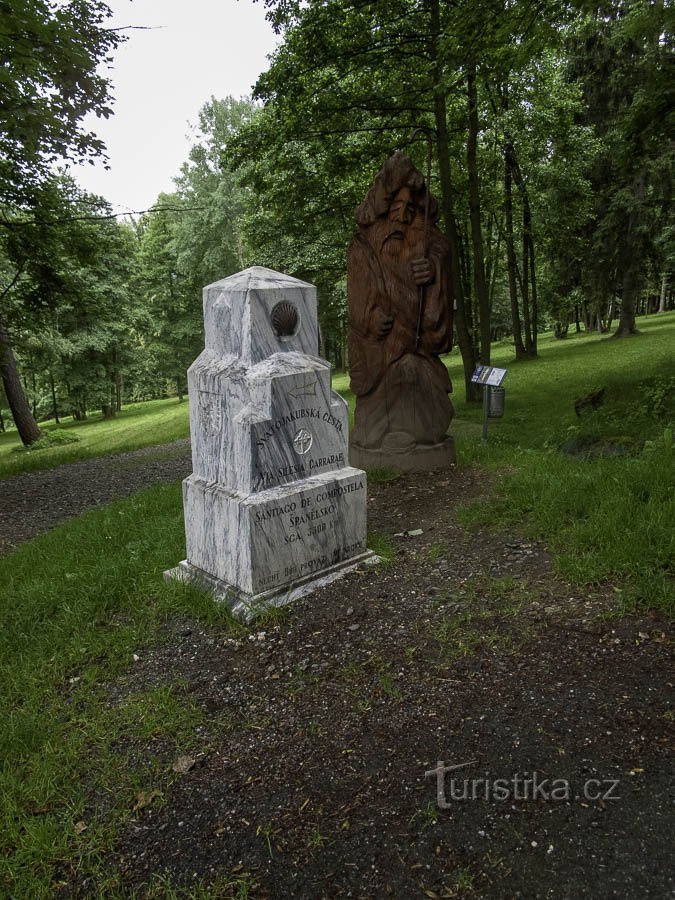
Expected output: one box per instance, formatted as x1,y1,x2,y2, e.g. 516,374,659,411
96,468,673,898
0,440,191,556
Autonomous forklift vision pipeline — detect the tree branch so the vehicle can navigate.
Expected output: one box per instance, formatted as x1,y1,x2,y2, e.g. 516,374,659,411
0,205,209,229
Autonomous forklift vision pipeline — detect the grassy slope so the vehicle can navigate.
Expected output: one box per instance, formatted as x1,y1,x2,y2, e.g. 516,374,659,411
447,311,675,455
0,397,190,479
446,313,675,611
0,313,673,894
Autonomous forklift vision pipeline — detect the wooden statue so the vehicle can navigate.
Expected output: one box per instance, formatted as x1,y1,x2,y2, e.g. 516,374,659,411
347,152,456,470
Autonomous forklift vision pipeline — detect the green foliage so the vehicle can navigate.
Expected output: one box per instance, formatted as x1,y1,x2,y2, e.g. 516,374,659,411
367,531,395,564
228,0,441,366
0,0,122,206
1,174,136,433
643,427,673,457
224,0,674,376
173,96,253,283
557,0,674,333
131,194,202,397
640,376,675,421
2,0,672,429
129,98,255,397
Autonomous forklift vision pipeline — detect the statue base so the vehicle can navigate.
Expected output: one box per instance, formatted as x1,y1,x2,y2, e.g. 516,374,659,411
164,553,379,624
349,435,456,473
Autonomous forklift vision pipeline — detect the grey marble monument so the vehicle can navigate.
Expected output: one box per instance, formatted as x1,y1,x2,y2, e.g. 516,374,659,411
165,266,375,621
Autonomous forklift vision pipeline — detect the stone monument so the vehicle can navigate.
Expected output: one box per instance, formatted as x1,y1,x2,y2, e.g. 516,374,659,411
347,152,456,471
165,266,374,621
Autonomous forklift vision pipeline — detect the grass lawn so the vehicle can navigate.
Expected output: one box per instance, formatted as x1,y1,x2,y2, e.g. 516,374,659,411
444,313,674,612
0,312,673,895
0,484,240,897
447,311,675,458
0,397,190,480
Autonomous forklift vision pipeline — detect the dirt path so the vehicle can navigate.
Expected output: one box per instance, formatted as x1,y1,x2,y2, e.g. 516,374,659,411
0,439,191,555
69,467,671,899
3,452,671,895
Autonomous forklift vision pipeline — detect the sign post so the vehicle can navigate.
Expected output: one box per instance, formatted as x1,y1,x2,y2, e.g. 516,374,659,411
471,365,508,443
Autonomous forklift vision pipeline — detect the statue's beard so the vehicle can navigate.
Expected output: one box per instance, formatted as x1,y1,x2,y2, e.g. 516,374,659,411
367,218,424,299
382,232,406,258
373,219,419,261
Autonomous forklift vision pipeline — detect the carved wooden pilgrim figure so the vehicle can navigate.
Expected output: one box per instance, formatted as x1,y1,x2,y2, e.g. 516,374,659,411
347,152,455,470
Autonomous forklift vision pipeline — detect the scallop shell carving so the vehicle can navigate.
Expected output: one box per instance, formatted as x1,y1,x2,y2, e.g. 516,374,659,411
271,301,299,337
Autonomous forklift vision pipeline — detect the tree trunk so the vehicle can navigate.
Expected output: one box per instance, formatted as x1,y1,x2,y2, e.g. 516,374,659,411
504,159,526,358
429,0,479,401
581,300,594,332
528,232,538,354
467,61,491,365
488,227,502,307
0,311,43,445
606,297,615,332
112,345,123,412
615,169,645,337
658,272,667,313
31,368,38,419
49,371,60,424
459,228,479,354
74,388,87,420
507,142,537,357
615,266,641,336
520,234,533,355
116,372,123,412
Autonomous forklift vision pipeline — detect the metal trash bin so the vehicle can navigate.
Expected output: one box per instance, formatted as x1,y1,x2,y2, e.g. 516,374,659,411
488,386,505,418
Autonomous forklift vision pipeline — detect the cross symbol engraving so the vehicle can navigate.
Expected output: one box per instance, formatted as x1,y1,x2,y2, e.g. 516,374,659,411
292,429,313,455
289,378,318,400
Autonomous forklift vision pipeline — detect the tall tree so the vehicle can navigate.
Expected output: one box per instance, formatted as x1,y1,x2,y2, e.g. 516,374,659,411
0,0,121,206
234,0,480,392
173,97,254,288
0,0,122,443
132,197,201,400
233,0,572,396
2,178,133,430
130,99,255,398
565,0,673,337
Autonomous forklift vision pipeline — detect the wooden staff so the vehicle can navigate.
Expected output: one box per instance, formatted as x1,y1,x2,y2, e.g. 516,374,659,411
408,127,435,350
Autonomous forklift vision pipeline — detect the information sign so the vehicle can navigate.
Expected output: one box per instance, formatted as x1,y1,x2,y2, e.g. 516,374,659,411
471,365,508,387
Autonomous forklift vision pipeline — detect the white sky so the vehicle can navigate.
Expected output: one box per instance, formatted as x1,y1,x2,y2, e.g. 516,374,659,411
71,0,279,213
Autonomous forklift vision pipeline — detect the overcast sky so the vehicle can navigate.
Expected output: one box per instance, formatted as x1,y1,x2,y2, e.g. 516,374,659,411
72,0,279,213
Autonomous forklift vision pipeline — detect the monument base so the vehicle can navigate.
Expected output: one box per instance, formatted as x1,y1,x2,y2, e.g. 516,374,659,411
164,552,379,623
349,436,456,473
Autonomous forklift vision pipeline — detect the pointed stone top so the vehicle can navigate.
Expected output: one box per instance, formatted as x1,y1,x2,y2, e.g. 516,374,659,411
201,265,318,362
205,266,313,293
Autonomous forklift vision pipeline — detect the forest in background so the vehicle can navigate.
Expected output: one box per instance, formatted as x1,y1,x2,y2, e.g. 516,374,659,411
0,0,672,444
